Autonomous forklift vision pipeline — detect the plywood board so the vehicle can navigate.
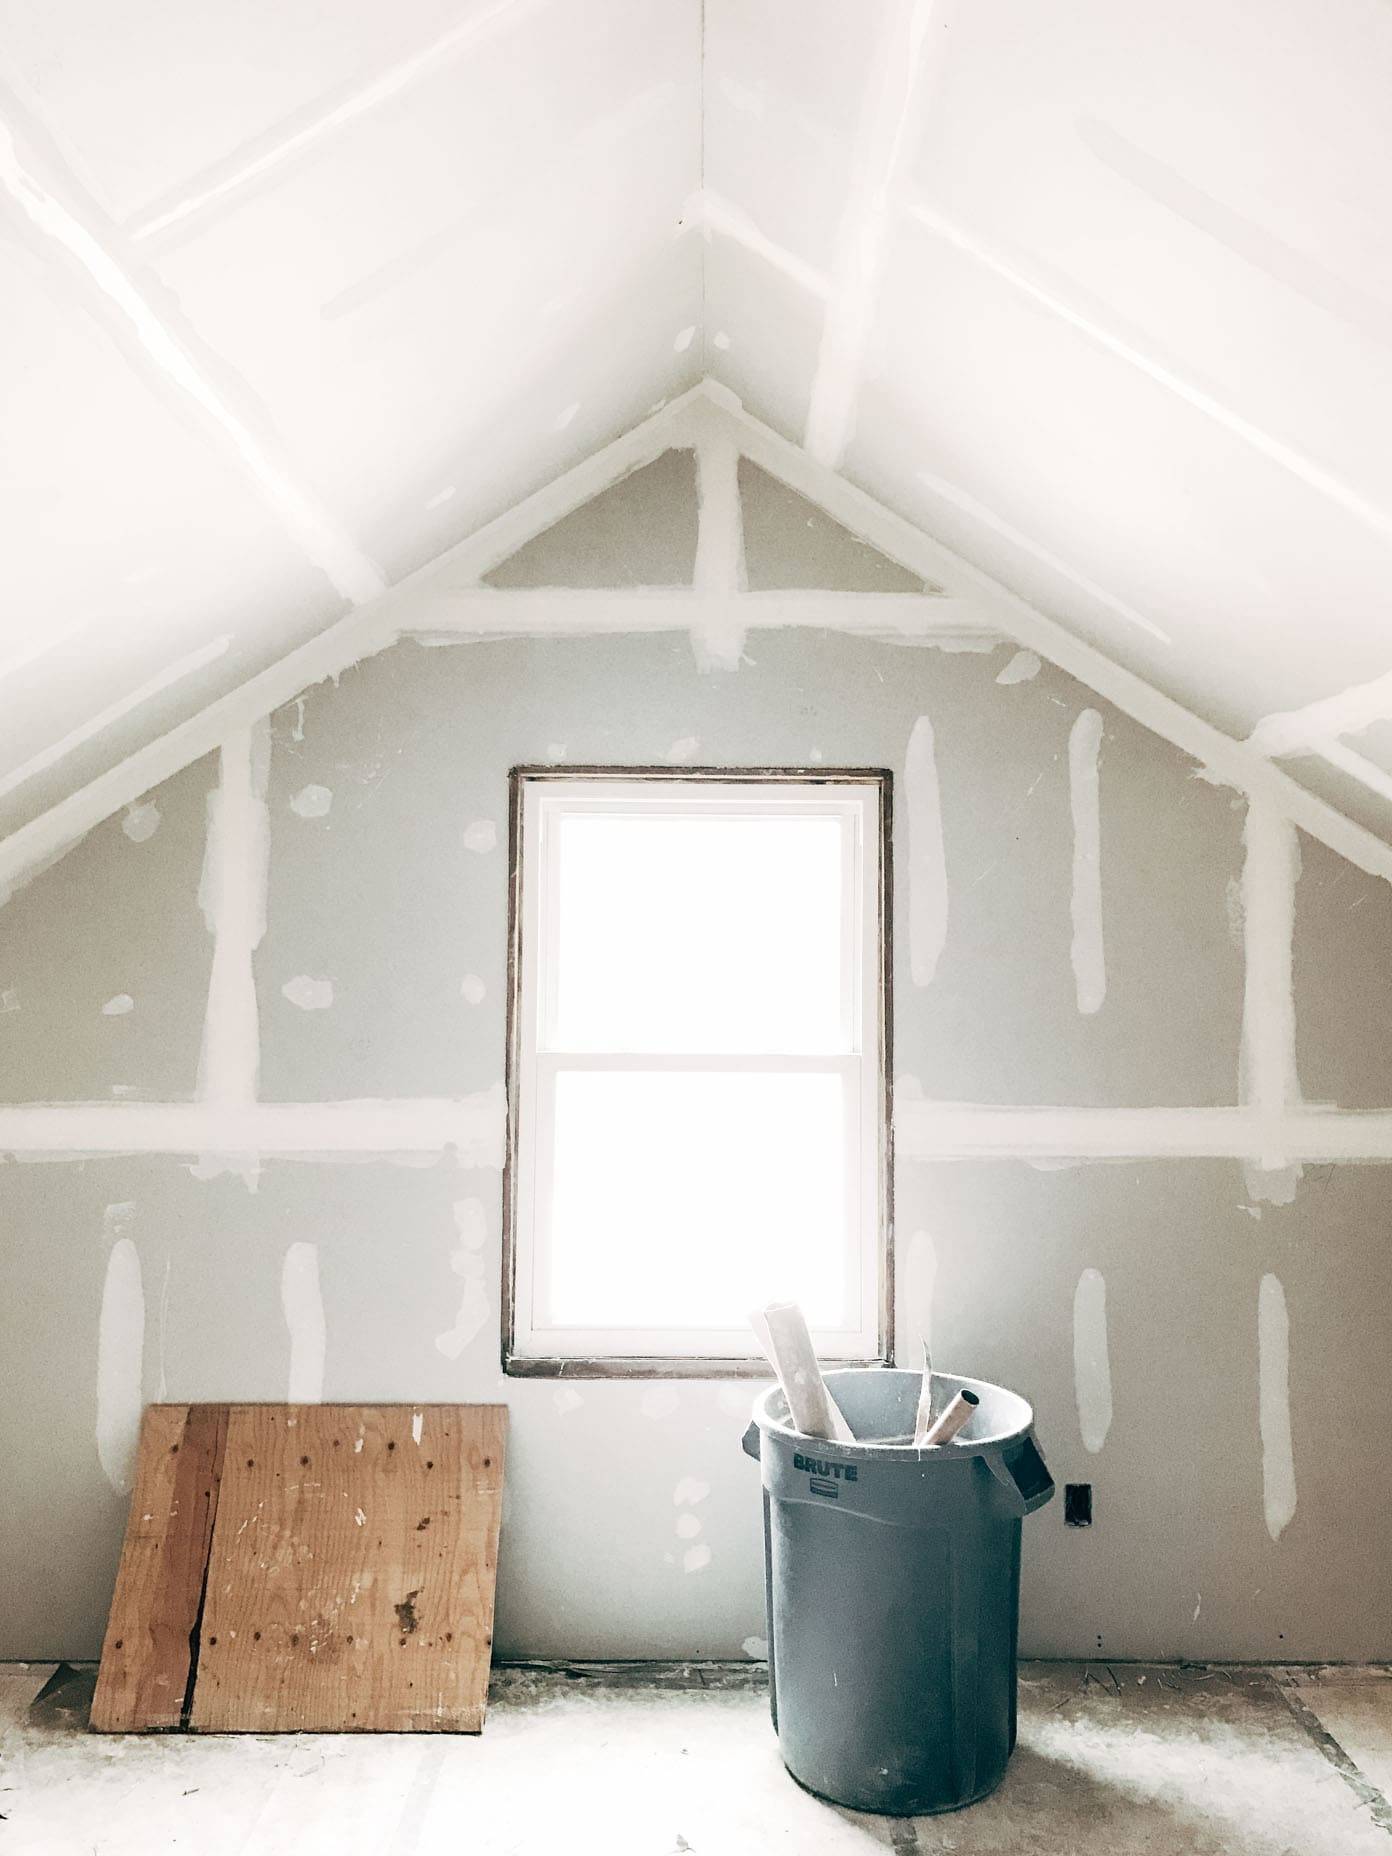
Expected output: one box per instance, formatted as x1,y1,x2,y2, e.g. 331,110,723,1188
90,1403,229,1732
188,1404,506,1733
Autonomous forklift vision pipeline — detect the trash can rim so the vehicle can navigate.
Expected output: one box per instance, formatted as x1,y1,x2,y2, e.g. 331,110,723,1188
749,1367,1037,1460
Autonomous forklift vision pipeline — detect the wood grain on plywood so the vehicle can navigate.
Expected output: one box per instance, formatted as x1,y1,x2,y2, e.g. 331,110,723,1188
188,1405,506,1733
90,1404,229,1732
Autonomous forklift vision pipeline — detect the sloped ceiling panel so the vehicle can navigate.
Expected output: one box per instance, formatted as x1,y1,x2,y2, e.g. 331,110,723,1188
0,0,701,835
702,0,1392,800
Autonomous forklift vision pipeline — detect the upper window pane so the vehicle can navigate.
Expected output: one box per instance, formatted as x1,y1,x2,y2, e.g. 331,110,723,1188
549,809,849,1054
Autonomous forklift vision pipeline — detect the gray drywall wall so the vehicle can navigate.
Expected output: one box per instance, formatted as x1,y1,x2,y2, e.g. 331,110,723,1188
2,453,1391,1664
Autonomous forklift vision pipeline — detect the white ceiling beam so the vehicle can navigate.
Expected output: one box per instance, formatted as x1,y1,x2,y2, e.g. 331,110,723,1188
1249,668,1392,758
717,385,1392,882
905,202,1392,549
127,0,537,247
803,0,947,468
0,110,386,607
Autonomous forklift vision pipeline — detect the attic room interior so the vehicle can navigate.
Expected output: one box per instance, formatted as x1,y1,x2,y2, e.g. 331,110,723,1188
4,0,1392,1850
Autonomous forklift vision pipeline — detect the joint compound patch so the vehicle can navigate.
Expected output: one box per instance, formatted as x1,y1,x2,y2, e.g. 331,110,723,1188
460,974,486,1006
102,994,135,1016
96,1238,144,1493
436,1198,490,1358
282,975,334,1011
121,801,162,843
290,784,333,819
462,820,497,854
996,648,1041,686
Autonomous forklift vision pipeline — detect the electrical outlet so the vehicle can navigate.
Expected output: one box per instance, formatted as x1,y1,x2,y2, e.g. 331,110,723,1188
1064,1483,1093,1527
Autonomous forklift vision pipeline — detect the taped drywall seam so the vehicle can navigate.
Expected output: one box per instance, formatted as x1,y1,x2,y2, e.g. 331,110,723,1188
891,1100,1392,1160
0,636,231,805
919,468,1171,646
0,116,384,604
1069,709,1106,1015
1317,739,1392,808
721,389,1392,886
691,432,748,671
1240,800,1302,1203
436,1197,492,1358
1250,671,1392,758
282,1241,326,1403
681,189,834,300
1258,1272,1297,1541
804,0,947,467
96,1236,144,1493
0,1086,508,1161
906,716,948,986
905,201,1392,548
1072,1268,1113,1453
130,0,541,244
402,588,998,644
196,723,271,1179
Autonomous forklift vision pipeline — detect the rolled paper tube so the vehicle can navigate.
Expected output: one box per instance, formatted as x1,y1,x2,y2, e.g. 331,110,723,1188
912,1334,935,1446
753,1301,855,1443
920,1387,980,1448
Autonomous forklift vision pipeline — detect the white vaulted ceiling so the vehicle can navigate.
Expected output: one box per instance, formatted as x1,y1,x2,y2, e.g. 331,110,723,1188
3,0,1392,838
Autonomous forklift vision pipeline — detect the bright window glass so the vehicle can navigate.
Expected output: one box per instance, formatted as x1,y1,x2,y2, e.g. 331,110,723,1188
509,773,887,1368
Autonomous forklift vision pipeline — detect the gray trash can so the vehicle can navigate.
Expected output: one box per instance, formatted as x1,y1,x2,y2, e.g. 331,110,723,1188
741,1367,1053,1816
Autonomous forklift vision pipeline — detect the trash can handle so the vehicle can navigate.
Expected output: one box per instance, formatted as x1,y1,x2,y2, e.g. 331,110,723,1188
741,1421,761,1461
984,1434,1055,1515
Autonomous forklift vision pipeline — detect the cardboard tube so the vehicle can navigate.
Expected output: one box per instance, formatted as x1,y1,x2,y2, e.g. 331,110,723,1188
912,1332,935,1446
920,1387,979,1448
753,1302,855,1443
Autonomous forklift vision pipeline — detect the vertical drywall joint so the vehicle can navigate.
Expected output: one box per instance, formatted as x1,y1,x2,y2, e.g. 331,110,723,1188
197,722,271,1127
1068,709,1106,1014
1240,799,1302,1200
691,431,747,670
906,715,948,986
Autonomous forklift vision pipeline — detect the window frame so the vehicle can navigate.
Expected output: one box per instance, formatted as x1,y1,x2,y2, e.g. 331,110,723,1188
502,765,894,1378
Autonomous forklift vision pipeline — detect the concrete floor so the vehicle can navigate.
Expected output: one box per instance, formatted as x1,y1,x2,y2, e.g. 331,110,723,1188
2,1661,1391,1855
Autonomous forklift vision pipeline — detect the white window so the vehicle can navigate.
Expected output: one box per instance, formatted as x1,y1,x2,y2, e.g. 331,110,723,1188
505,770,889,1372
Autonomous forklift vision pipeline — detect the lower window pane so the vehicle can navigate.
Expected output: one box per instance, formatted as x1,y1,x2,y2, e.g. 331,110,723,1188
544,1069,852,1334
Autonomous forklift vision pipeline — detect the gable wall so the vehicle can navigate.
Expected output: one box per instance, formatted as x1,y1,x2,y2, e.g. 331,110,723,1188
2,452,1391,1662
